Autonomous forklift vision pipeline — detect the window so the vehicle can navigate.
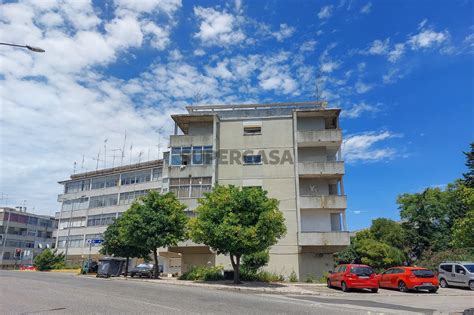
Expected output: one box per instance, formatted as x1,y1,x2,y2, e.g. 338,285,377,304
91,175,119,190
455,265,466,274
120,170,151,186
170,177,212,198
57,235,83,248
28,217,38,225
244,126,261,135
152,168,162,181
119,190,148,205
62,197,89,211
339,266,347,272
440,264,452,273
243,155,261,165
65,180,90,193
59,217,86,230
87,213,117,227
89,194,118,209
171,146,213,166
330,213,342,231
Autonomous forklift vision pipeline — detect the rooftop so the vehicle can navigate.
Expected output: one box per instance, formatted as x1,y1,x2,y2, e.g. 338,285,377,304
59,159,163,183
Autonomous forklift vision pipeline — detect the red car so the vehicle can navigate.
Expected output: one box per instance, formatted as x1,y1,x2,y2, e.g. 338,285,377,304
378,266,438,293
327,264,379,292
19,264,36,271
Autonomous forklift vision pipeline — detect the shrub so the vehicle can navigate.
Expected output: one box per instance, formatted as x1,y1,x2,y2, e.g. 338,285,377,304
33,249,65,271
241,250,269,273
304,275,315,283
178,266,224,281
416,248,474,271
288,271,298,282
239,269,284,282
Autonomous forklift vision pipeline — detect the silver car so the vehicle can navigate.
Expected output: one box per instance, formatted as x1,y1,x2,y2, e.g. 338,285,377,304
438,261,474,290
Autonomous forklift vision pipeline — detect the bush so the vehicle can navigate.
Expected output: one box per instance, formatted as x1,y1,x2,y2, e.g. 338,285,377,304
304,275,316,283
288,271,298,282
241,250,269,273
33,249,65,271
240,269,284,282
178,266,224,281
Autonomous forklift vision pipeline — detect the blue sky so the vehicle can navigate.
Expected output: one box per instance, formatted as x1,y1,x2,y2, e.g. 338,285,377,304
0,0,472,229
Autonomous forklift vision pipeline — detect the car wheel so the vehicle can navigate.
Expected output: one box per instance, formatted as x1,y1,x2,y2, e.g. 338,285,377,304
429,288,438,293
327,279,332,288
341,281,349,292
130,273,134,278
439,278,448,288
398,281,408,292
371,288,378,293
469,281,474,291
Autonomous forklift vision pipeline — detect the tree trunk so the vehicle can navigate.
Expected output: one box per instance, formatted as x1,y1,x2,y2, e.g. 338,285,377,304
153,248,159,279
230,254,242,284
124,257,129,277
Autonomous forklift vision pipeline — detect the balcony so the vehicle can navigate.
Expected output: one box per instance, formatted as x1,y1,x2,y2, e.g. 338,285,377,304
299,231,350,247
170,134,213,147
298,161,344,177
300,195,347,209
297,129,342,147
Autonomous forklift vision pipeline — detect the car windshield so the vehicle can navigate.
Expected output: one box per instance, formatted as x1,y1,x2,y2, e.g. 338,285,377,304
411,269,435,278
136,264,152,268
463,264,474,272
351,267,374,276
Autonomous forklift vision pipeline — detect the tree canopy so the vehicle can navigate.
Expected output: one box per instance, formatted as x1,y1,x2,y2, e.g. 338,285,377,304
121,191,188,278
188,185,286,283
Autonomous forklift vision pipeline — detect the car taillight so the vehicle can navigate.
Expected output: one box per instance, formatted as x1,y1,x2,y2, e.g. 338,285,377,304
348,273,357,278
370,273,375,278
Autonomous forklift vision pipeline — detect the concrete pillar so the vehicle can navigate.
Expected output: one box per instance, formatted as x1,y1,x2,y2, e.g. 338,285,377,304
174,122,178,135
342,212,347,231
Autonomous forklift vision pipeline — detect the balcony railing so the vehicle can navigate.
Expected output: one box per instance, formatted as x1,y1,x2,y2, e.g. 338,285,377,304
300,195,347,209
299,231,350,246
297,129,342,146
170,134,213,147
298,161,344,177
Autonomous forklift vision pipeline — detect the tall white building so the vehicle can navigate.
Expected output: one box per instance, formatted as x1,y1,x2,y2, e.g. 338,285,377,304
55,102,349,279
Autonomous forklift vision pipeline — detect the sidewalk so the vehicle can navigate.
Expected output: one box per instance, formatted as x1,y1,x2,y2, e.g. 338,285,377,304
84,274,326,295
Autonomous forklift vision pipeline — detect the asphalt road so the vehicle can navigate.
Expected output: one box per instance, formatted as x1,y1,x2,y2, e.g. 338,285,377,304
0,271,473,315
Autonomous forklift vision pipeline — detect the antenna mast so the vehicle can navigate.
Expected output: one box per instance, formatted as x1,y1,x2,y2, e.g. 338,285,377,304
121,131,127,167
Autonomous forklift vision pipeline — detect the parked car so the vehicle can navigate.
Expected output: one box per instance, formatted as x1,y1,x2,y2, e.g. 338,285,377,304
438,261,474,290
378,266,438,293
327,264,379,292
129,263,163,278
19,264,36,271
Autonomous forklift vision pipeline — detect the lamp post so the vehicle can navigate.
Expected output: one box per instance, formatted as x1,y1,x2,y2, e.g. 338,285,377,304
0,42,45,53
62,195,86,264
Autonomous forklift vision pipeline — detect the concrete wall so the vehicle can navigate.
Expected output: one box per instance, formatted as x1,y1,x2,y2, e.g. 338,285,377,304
188,122,213,135
181,253,216,273
298,147,327,162
298,253,334,279
297,117,325,131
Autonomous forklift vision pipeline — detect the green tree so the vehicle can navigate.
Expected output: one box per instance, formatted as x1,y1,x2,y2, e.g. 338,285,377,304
451,210,474,248
100,217,148,276
121,191,188,278
369,218,406,250
462,142,474,188
33,249,65,271
241,250,270,273
189,186,286,283
355,239,405,272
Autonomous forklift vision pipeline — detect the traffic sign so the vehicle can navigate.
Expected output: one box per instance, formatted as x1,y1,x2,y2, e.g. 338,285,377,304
86,239,104,245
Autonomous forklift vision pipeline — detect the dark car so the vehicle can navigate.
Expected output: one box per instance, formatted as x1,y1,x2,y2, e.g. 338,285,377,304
130,263,156,278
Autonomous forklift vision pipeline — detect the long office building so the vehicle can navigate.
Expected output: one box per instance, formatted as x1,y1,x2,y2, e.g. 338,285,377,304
0,207,55,269
55,102,349,279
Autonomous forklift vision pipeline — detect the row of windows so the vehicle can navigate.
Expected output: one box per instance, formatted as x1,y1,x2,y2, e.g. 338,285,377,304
62,189,156,211
4,239,35,248
89,194,118,209
171,146,213,166
169,177,212,198
5,227,52,238
87,213,117,227
57,234,103,248
119,190,148,205
4,212,53,228
58,217,86,230
64,168,162,193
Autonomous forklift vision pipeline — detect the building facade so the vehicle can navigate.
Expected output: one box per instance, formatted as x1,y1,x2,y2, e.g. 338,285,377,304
55,102,349,279
54,160,164,266
0,207,55,269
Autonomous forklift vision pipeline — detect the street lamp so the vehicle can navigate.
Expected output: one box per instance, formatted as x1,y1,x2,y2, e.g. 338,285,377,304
0,42,45,53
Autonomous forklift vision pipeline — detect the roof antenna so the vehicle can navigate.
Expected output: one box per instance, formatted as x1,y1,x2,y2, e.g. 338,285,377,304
104,138,108,168
111,148,121,168
73,161,77,174
93,149,101,170
80,155,85,173
121,131,127,167
138,151,144,164
129,143,133,165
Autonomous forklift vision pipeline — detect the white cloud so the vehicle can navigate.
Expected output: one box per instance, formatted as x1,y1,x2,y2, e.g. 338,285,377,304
272,23,296,42
193,6,245,46
408,29,449,49
257,53,299,95
343,131,399,163
300,40,317,52
341,102,380,118
113,0,182,17
383,67,410,84
360,2,372,14
355,81,374,94
320,61,341,73
366,38,390,55
142,22,171,50
387,43,405,63
318,5,333,19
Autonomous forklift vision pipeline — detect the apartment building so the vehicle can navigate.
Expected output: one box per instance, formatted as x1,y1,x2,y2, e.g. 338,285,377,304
54,160,164,265
55,101,349,278
0,207,55,269
161,101,349,279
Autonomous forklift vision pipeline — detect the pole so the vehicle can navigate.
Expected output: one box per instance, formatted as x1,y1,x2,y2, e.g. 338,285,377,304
0,42,45,52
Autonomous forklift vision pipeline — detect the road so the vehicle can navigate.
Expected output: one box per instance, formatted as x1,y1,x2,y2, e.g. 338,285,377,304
0,271,472,315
